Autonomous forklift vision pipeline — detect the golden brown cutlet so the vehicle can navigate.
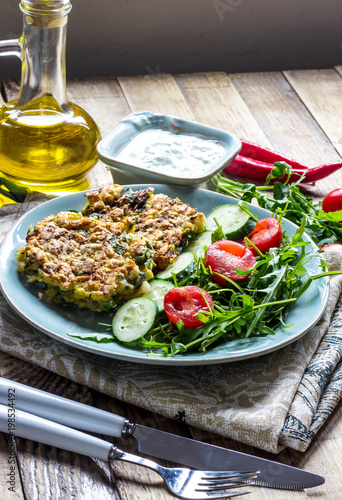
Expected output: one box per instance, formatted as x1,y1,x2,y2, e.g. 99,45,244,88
17,210,154,312
83,185,206,271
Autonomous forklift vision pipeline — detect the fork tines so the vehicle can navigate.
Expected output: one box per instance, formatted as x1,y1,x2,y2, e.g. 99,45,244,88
196,470,259,496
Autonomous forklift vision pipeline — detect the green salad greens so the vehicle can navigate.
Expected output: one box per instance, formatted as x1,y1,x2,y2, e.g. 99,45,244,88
214,161,342,248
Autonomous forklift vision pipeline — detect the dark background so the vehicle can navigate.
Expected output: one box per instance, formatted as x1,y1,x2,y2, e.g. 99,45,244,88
1,0,341,81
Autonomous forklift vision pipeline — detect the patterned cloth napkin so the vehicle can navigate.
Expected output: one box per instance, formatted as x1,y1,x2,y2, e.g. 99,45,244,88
1,195,342,454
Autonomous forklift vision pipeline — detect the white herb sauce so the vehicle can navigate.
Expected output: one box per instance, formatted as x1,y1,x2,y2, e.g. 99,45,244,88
116,129,225,178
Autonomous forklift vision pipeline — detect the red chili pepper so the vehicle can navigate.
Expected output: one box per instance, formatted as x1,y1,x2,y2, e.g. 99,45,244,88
239,140,309,169
225,139,342,183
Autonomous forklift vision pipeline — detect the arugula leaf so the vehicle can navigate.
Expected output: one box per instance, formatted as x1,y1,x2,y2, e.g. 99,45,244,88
317,210,342,222
265,161,291,184
211,218,225,243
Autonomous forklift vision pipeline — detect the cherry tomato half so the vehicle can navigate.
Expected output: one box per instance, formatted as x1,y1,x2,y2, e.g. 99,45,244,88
164,286,214,329
244,217,283,255
322,188,342,213
320,243,342,251
205,240,256,284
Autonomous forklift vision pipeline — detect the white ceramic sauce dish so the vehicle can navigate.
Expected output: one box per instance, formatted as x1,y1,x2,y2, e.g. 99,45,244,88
96,111,241,187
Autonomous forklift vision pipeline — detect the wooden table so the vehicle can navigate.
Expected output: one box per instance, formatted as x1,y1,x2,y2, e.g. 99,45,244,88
1,69,342,499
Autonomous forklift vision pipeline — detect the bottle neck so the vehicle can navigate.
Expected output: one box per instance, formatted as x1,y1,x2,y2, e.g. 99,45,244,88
17,14,69,110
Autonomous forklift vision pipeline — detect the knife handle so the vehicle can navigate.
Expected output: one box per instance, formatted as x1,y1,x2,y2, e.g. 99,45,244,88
0,404,113,461
0,377,126,438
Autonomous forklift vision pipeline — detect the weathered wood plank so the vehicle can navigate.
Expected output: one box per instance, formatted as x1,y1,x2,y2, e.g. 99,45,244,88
230,73,340,166
0,434,25,500
176,72,272,147
300,406,342,499
229,71,342,197
67,77,131,138
230,71,341,165
16,438,119,500
0,358,120,499
284,69,342,159
0,354,25,499
67,77,133,189
118,74,195,120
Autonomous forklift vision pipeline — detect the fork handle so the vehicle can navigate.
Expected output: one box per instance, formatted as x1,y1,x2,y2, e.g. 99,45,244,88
0,404,114,461
0,377,127,437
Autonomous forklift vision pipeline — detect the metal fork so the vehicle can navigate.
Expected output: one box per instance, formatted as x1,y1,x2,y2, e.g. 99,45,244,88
0,404,257,499
110,446,258,499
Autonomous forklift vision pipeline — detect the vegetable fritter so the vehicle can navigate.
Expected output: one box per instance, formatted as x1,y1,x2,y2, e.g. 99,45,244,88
17,185,205,312
17,211,154,312
83,185,206,271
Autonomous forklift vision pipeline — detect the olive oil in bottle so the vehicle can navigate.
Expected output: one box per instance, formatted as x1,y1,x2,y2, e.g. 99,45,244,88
0,0,101,195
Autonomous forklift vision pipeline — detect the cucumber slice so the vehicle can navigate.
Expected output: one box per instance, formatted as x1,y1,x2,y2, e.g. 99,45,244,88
112,297,157,342
185,231,213,258
156,252,196,281
205,204,255,240
145,279,174,312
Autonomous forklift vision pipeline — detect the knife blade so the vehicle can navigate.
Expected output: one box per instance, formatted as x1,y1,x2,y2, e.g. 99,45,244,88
131,424,323,489
0,377,324,489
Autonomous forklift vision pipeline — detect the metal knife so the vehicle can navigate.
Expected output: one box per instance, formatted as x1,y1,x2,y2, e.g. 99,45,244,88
0,377,324,489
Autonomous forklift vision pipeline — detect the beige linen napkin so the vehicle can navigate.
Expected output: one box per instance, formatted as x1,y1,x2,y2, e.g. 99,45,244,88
1,197,342,454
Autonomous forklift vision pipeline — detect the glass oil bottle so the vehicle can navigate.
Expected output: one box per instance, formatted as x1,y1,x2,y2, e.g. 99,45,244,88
0,0,101,195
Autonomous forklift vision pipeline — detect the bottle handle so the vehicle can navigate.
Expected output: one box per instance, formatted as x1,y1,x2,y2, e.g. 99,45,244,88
0,39,21,59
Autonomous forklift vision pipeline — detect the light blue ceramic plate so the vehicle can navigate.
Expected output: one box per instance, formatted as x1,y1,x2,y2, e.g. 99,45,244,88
0,185,329,366
96,111,241,187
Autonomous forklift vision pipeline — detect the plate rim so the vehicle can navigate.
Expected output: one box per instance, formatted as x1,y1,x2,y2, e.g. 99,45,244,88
0,184,330,366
